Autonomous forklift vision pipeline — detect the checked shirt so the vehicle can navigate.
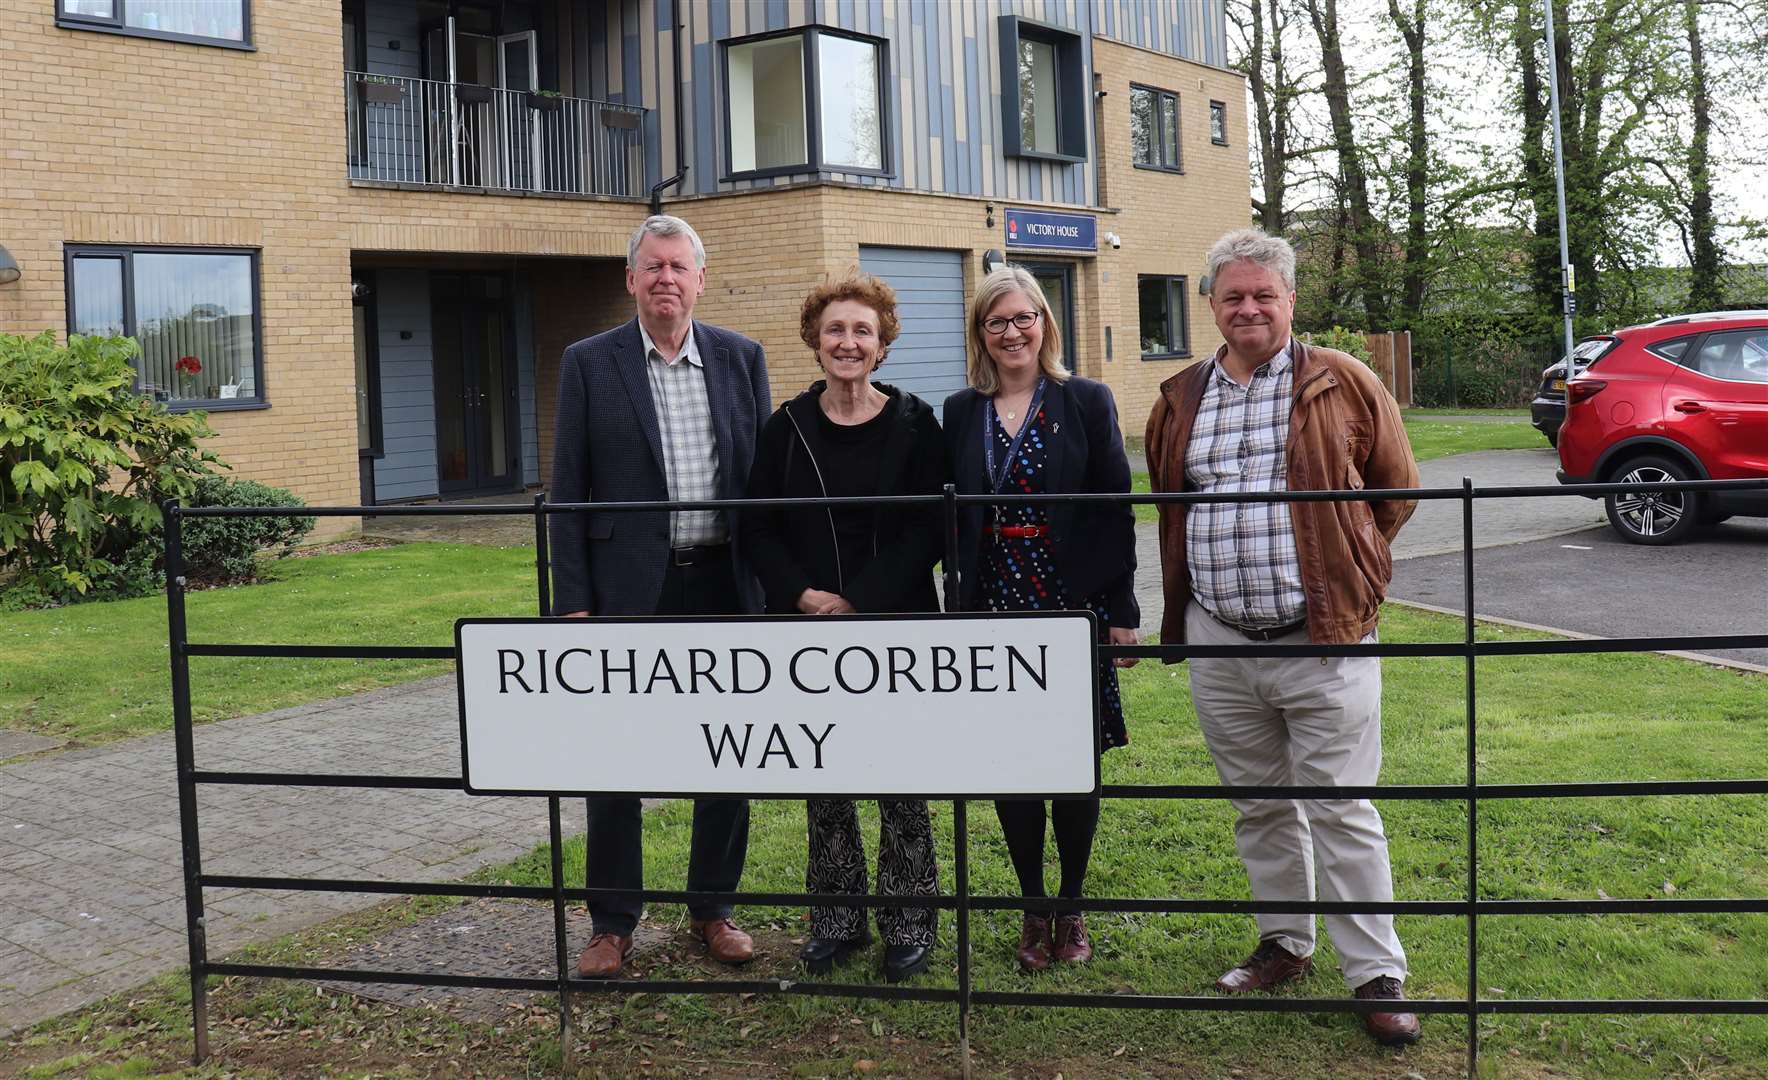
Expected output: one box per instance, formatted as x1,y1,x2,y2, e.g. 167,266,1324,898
640,322,727,548
1182,346,1307,629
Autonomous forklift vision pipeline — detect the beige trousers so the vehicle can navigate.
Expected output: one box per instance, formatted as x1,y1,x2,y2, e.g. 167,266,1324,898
1185,601,1408,987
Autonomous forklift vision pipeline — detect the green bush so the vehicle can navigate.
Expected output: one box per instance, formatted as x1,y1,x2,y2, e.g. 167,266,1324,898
178,475,316,584
1298,325,1372,363
1,332,223,603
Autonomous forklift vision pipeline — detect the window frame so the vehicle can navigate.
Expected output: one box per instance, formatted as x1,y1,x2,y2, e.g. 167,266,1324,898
1130,83,1183,173
55,0,255,50
997,15,1088,164
1138,274,1191,360
718,24,894,183
63,243,269,413
1209,100,1229,146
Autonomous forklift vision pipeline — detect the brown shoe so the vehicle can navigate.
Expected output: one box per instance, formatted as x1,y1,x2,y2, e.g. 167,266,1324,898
1215,939,1314,993
575,932,632,978
691,918,754,965
1354,975,1422,1046
1016,914,1053,973
1051,914,1092,964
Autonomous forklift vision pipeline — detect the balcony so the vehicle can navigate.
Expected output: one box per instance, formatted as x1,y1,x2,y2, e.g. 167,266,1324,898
345,72,646,199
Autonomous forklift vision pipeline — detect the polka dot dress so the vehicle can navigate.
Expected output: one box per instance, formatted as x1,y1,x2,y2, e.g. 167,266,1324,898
980,406,1128,751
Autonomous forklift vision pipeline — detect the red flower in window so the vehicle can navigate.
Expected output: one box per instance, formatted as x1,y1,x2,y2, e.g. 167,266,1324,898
175,355,203,375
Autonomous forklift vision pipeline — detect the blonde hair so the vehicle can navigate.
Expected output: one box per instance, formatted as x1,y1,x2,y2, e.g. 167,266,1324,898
965,266,1070,394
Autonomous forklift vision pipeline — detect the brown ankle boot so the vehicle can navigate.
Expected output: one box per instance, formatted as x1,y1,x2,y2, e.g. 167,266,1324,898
1016,913,1053,972
1051,913,1092,963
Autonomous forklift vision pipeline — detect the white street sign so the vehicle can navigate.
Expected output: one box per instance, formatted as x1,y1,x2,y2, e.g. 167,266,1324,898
455,612,1098,797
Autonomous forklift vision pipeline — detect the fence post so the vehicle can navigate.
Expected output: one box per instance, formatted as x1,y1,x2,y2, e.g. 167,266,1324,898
164,501,210,1064
941,482,972,1079
1462,477,1480,1076
533,493,573,1068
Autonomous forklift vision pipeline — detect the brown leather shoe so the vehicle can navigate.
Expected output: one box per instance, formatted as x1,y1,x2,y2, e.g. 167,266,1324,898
1215,939,1313,993
1354,975,1422,1046
691,918,754,965
575,932,632,978
1016,914,1053,973
1051,914,1092,964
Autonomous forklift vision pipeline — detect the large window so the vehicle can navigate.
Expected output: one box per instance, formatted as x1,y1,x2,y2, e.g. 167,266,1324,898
1131,85,1181,172
57,0,250,47
65,246,265,410
723,26,888,179
1139,275,1190,359
997,16,1086,162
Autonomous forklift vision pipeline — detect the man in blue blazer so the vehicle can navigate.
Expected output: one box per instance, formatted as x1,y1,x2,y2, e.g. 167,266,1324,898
549,214,771,978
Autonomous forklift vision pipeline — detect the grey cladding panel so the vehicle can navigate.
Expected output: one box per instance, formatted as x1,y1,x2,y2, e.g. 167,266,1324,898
860,245,968,423
371,270,441,502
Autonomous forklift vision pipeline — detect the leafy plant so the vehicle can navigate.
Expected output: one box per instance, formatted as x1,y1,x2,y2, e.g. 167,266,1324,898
178,475,316,584
1299,325,1373,363
0,331,223,601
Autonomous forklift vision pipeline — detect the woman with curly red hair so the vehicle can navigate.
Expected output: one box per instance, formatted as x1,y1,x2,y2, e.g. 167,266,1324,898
742,272,947,982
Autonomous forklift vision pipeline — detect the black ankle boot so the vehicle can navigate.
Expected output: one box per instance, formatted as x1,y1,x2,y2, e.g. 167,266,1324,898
882,943,932,982
800,932,869,974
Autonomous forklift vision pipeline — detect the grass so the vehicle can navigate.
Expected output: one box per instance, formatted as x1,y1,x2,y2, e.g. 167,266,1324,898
1404,407,1530,417
0,542,541,747
8,606,1766,1078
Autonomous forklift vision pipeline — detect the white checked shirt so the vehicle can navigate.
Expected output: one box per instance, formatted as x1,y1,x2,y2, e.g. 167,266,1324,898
639,322,726,548
1183,345,1307,628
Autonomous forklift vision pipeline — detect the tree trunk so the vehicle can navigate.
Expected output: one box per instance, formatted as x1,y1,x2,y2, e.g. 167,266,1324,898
1387,0,1428,327
1306,0,1390,328
1685,0,1722,310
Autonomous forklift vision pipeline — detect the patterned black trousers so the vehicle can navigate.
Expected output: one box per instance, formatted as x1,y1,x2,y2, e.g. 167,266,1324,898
806,799,939,946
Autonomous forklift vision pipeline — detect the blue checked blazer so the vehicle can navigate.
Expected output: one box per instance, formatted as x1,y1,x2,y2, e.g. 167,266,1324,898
548,317,771,616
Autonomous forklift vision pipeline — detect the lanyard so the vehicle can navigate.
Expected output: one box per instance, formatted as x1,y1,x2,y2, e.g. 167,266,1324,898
983,377,1047,495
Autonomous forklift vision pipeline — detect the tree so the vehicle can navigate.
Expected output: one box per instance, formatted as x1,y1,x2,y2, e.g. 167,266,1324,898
1387,0,1430,326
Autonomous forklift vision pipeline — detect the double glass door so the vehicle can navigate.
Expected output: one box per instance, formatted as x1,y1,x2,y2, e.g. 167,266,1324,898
425,18,539,188
1013,261,1079,367
432,274,520,496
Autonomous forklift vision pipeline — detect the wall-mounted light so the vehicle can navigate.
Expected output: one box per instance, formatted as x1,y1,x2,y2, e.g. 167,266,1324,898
0,245,20,286
985,202,995,229
981,249,1005,275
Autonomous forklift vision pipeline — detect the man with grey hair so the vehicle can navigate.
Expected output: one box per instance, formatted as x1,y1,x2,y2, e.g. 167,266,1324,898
1145,228,1422,1045
551,213,771,978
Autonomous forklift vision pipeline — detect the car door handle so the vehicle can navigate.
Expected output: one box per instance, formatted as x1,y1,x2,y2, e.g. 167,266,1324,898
1673,401,1707,414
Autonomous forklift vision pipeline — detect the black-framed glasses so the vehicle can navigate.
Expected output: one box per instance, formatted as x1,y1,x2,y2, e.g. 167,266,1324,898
982,310,1042,335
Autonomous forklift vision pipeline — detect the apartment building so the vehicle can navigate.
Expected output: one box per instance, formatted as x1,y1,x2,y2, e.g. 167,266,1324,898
0,0,1249,512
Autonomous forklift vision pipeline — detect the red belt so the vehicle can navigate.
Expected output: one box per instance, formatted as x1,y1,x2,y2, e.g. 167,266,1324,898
994,524,1049,539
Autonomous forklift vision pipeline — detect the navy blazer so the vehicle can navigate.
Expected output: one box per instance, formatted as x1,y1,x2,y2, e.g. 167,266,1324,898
943,376,1139,627
548,317,771,616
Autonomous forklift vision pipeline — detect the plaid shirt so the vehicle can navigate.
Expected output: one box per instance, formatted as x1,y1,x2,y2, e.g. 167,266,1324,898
640,322,726,548
1183,346,1306,628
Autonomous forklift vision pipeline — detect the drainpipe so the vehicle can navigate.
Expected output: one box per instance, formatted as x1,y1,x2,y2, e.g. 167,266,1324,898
648,0,689,215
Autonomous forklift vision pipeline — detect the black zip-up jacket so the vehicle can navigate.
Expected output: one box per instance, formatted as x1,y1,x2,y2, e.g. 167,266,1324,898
742,381,946,615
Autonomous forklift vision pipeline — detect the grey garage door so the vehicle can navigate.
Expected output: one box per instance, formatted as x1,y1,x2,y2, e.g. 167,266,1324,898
859,246,968,422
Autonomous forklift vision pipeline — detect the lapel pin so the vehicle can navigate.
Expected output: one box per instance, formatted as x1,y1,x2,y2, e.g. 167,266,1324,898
1052,421,1060,435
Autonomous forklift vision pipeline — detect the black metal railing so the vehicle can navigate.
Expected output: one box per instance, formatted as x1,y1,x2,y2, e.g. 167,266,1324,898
164,477,1768,1077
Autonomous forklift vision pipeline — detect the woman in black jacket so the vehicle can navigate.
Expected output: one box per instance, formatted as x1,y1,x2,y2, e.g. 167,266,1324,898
743,273,947,982
944,266,1140,973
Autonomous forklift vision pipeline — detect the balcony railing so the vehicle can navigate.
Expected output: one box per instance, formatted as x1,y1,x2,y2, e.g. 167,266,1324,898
345,72,646,199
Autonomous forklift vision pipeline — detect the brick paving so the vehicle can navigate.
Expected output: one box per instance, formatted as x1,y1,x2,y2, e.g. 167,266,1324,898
0,678,581,1037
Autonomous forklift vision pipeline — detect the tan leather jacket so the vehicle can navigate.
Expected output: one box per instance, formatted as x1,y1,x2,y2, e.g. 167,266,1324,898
1145,340,1419,647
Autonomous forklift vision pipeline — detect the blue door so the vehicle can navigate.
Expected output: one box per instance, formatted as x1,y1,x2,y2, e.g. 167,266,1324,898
859,246,969,422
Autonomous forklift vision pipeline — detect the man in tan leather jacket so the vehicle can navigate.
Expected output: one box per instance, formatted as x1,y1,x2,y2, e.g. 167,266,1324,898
1145,228,1421,1046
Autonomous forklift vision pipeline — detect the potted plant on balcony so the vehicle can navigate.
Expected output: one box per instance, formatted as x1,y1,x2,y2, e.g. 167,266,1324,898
356,76,406,105
454,82,494,105
525,89,563,112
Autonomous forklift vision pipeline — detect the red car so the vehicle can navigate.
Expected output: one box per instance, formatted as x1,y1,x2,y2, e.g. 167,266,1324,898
1557,313,1768,544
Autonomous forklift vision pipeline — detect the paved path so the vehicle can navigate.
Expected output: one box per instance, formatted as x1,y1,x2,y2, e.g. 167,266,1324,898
0,679,580,1037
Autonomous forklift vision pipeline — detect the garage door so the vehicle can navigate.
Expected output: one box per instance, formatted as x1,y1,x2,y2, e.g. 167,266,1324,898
859,246,969,422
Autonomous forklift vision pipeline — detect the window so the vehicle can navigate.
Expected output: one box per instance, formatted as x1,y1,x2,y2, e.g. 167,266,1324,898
723,26,888,179
1685,329,1768,384
1131,85,1181,171
998,16,1087,162
1138,275,1190,358
57,0,251,47
1210,100,1229,145
65,246,265,409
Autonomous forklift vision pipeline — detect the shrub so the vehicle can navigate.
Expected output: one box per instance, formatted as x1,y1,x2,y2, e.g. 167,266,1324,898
1,332,223,603
1299,325,1373,364
178,475,316,584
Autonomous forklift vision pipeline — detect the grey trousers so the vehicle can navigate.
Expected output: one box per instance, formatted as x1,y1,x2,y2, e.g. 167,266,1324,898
806,799,939,946
1185,601,1409,987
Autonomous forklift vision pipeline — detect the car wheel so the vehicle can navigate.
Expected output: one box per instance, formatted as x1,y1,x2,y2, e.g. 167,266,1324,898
1604,455,1701,545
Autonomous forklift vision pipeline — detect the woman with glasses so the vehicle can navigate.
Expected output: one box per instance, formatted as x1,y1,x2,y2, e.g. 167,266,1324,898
743,273,947,983
944,265,1140,973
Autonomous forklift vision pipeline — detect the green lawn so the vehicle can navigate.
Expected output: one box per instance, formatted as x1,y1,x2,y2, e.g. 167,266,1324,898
12,605,1763,1078
0,542,541,747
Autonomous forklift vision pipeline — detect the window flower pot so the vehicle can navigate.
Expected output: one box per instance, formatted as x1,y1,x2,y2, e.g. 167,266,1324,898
526,92,563,112
357,80,406,105
454,83,494,105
